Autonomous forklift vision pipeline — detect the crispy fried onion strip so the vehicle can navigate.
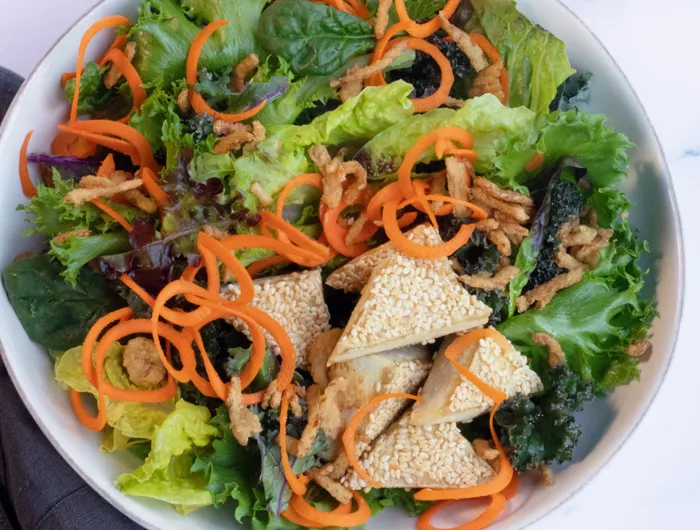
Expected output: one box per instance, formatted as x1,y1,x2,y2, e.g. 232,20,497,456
516,268,584,312
532,332,565,368
438,12,489,72
459,265,519,291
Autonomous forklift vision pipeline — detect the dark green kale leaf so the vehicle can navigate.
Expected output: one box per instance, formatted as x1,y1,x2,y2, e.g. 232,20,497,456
438,215,501,275
495,365,594,471
472,288,508,326
550,72,592,112
2,254,125,351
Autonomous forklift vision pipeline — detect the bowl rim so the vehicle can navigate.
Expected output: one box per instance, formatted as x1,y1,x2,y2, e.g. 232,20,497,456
0,0,685,529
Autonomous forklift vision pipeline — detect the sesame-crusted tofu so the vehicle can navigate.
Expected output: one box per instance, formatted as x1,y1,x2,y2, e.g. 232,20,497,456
320,345,432,461
221,269,331,367
327,225,492,365
410,332,543,426
326,225,430,293
343,413,495,490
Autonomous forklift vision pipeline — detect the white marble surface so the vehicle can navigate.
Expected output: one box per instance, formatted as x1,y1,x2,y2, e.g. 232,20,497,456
1,0,698,528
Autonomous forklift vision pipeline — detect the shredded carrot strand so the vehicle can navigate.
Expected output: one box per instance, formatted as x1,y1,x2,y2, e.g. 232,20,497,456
98,48,147,123
275,173,323,245
343,393,422,488
119,274,155,307
345,0,369,17
416,494,507,530
258,211,331,259
57,124,140,164
90,198,132,231
393,0,461,38
70,15,131,123
371,36,453,112
320,200,377,258
97,153,116,177
81,307,133,387
220,234,325,267
51,131,98,158
140,167,169,206
365,181,418,228
399,194,489,220
445,149,479,163
65,120,158,173
19,131,37,198
398,127,474,200
247,255,290,278
187,21,266,123
525,152,544,172
289,489,372,527
198,232,255,304
282,508,328,529
468,34,509,105
413,180,438,229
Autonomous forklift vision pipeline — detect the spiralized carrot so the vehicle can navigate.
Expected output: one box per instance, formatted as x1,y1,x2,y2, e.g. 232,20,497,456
119,274,155,307
372,37,453,112
383,202,476,259
525,152,544,172
394,0,461,38
198,232,255,304
320,200,377,258
414,179,438,229
140,167,169,206
258,211,330,259
70,15,131,123
98,48,147,123
289,489,372,527
61,34,127,87
282,507,328,529
19,131,37,198
502,472,519,500
187,21,266,123
416,494,507,530
51,131,98,158
445,148,478,162
345,0,369,18
280,389,309,496
97,153,116,177
414,329,515,501
342,393,422,488
365,181,418,228
94,319,180,402
81,307,133,387
90,198,132,231
64,120,158,173
220,234,326,267
399,194,489,220
57,124,140,164
366,21,416,87
247,255,290,278
398,127,474,200
275,172,323,245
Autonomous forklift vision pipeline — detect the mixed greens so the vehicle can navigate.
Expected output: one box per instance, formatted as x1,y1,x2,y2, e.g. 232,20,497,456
2,0,655,528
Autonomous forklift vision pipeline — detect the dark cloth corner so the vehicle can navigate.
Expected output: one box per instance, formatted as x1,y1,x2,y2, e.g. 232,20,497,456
0,66,141,530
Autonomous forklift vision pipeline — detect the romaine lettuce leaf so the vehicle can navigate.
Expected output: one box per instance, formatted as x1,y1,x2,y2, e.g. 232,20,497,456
130,0,267,86
356,93,537,179
116,400,219,512
55,343,174,440
232,81,415,210
469,0,575,114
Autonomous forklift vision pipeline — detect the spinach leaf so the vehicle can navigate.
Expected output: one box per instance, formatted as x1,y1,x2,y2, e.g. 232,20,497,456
3,255,125,351
258,0,376,76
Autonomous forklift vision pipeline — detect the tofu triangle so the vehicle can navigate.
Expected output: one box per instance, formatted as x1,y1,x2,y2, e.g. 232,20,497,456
343,412,495,490
327,225,492,365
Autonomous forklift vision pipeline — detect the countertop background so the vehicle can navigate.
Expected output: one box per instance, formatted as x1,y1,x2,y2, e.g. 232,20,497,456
1,0,698,528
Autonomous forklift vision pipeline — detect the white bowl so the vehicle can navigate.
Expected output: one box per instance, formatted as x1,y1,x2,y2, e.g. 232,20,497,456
0,0,683,528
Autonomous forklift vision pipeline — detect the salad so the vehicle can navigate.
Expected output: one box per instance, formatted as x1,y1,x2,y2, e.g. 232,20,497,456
2,0,655,528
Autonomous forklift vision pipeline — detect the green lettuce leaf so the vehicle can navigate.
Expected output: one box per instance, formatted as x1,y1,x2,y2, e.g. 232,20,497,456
50,233,130,285
507,235,536,316
258,0,376,76
493,110,634,190
191,407,259,518
116,400,219,512
130,0,267,86
19,176,135,237
64,62,114,116
55,343,174,440
232,81,415,210
356,94,537,179
469,0,575,114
